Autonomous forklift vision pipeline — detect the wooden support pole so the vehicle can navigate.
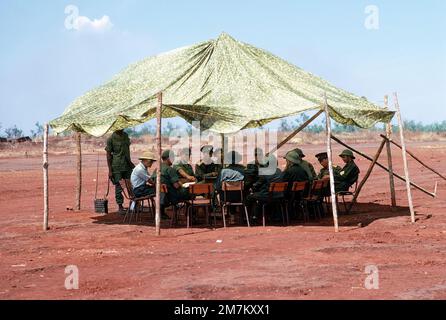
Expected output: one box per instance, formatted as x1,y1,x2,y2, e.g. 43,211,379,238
267,110,323,156
380,134,446,181
324,98,339,233
75,132,82,211
348,138,386,212
155,92,162,236
331,134,435,198
384,95,397,208
394,92,415,223
43,123,49,231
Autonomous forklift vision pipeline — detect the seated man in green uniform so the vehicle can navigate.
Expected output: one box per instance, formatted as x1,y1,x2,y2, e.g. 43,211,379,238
173,147,197,184
244,147,267,191
293,148,316,180
105,129,135,213
152,150,191,206
245,154,283,223
315,152,341,180
334,150,360,192
282,150,311,186
195,145,221,182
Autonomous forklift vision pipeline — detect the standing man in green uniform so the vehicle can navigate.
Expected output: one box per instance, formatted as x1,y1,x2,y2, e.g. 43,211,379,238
106,129,135,212
293,148,316,180
195,145,221,182
334,150,360,192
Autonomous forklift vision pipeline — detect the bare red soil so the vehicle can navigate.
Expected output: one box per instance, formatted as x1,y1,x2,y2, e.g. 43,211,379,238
0,141,445,300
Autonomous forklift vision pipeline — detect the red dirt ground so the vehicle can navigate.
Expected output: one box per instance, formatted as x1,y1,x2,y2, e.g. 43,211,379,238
0,141,445,300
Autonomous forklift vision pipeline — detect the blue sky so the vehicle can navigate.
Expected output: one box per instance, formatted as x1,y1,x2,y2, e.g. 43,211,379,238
0,0,445,134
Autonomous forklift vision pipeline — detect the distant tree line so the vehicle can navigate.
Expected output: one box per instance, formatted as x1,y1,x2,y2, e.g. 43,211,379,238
1,118,445,140
279,114,446,134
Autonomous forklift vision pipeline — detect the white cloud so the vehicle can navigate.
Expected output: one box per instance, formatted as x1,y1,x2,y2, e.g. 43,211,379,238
73,15,113,32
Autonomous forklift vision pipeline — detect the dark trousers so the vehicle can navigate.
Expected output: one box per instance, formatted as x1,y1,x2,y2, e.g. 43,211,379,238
111,170,131,205
133,184,155,198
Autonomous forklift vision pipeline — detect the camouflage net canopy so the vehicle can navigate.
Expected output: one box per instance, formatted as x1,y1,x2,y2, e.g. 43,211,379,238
50,32,395,137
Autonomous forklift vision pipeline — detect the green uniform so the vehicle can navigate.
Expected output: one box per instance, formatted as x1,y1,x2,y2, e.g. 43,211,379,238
195,161,221,182
105,132,134,205
317,166,341,180
174,162,195,180
299,160,316,182
334,161,360,192
282,163,309,184
152,163,191,205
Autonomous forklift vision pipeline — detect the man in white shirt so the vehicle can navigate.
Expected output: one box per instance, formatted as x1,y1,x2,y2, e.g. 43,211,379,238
131,151,156,198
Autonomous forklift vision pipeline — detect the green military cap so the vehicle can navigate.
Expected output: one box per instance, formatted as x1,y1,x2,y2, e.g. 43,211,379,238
339,149,355,159
162,149,174,160
200,145,214,153
315,152,328,160
284,150,301,164
293,148,306,158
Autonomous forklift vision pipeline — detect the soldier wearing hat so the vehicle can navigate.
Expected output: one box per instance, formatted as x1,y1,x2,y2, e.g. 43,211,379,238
335,149,360,192
195,145,221,182
315,152,341,180
282,150,310,188
131,151,157,198
105,129,135,212
293,148,317,180
174,147,197,184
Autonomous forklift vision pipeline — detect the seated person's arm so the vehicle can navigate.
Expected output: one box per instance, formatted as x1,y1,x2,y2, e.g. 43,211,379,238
178,168,197,182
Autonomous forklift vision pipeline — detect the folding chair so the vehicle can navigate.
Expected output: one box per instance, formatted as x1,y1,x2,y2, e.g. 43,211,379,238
336,177,359,214
289,181,308,221
221,181,250,228
259,182,289,227
119,179,155,224
187,183,214,228
302,180,325,222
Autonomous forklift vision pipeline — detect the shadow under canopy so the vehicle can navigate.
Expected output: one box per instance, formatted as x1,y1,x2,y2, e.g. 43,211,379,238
46,32,409,234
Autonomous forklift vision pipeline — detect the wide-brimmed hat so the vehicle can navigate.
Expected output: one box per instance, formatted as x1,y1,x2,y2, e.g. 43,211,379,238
339,149,355,159
293,148,305,158
315,152,328,161
139,151,157,161
284,150,301,164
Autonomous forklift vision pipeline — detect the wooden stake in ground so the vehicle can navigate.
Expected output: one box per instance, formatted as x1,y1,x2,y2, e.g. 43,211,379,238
155,92,163,236
384,95,397,208
330,134,435,198
43,123,49,231
324,96,339,233
394,92,415,223
267,110,323,156
75,132,82,211
348,138,386,212
380,134,446,182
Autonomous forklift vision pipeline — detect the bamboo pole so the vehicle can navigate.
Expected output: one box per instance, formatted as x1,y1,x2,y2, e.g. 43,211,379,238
394,92,415,223
267,110,323,156
380,134,446,181
384,95,397,208
155,92,162,236
324,98,339,233
75,132,82,211
348,138,386,212
331,134,435,198
43,123,49,231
